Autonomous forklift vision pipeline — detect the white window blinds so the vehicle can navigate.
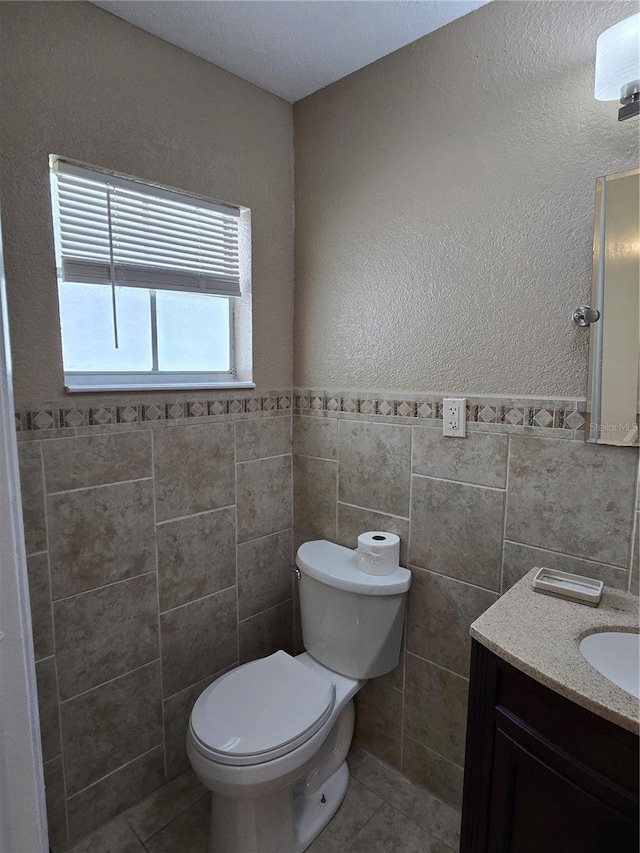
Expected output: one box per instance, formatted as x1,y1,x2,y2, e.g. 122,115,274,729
52,160,242,298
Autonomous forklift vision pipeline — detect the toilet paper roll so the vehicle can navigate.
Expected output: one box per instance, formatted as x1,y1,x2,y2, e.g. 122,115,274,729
357,531,401,576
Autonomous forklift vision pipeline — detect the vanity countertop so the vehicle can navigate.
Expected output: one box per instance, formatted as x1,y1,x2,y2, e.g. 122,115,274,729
470,568,640,734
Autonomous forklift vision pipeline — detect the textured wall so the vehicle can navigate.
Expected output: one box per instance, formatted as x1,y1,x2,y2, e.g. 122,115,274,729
0,1,293,407
293,409,639,808
293,0,639,397
18,408,294,849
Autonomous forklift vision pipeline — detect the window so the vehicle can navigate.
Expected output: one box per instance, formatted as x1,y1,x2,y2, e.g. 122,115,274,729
49,158,251,391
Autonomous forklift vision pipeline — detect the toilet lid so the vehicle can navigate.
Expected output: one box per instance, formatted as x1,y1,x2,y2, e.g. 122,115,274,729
190,651,336,766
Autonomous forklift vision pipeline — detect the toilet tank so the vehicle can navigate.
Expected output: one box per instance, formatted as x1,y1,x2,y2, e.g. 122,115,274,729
295,540,412,679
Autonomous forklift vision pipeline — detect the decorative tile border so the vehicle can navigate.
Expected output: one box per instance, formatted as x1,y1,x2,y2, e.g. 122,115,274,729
15,393,291,435
14,384,595,439
293,389,588,437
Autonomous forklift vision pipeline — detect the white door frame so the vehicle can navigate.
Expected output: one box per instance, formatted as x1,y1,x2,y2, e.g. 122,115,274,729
0,209,48,852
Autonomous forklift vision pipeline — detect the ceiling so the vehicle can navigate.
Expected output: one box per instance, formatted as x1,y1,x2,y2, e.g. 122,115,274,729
92,1,489,102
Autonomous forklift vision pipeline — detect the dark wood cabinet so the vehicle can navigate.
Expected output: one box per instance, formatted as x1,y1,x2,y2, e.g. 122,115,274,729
460,640,639,853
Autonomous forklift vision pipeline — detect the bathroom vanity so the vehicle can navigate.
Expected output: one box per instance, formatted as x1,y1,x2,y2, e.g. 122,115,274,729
460,571,639,853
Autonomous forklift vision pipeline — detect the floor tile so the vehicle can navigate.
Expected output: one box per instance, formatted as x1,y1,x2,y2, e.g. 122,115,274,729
345,802,454,853
145,795,211,853
353,754,461,851
125,769,207,842
308,778,383,853
67,815,145,853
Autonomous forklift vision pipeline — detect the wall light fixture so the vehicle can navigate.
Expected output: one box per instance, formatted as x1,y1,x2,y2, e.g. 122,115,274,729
595,13,640,121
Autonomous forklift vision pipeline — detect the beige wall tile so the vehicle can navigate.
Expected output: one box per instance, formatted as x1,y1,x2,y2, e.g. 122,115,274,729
239,599,293,663
338,421,411,517
48,480,156,599
238,529,293,620
237,455,292,543
123,770,206,843
412,427,508,488
160,587,237,696
293,415,338,459
506,437,637,568
235,416,291,462
502,541,628,594
407,568,497,677
43,431,152,493
26,552,54,660
54,574,159,700
410,476,504,591
153,423,235,523
18,441,46,554
354,679,403,770
631,514,639,596
43,756,68,852
402,737,463,811
157,506,236,612
337,503,409,564
61,662,162,795
35,657,61,763
292,577,304,656
404,654,468,767
293,456,337,539
163,674,220,780
66,746,165,843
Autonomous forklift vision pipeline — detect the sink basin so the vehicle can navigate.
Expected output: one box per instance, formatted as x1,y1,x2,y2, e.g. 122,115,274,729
579,631,640,699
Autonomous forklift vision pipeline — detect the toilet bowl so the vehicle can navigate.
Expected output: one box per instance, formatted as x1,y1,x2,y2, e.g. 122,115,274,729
187,538,411,853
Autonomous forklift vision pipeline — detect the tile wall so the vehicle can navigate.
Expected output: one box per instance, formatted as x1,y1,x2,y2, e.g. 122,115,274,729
292,389,640,810
16,387,640,847
16,402,294,850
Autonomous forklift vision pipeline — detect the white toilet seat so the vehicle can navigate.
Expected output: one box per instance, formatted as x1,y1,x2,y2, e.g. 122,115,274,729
190,651,336,767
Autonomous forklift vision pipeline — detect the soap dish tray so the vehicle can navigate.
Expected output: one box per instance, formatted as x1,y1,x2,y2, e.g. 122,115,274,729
532,567,603,607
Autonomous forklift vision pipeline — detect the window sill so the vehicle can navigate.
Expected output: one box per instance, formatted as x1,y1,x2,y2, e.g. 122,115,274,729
65,380,256,393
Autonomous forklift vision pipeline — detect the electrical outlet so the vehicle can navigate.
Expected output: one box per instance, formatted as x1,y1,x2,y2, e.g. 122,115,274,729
443,398,466,437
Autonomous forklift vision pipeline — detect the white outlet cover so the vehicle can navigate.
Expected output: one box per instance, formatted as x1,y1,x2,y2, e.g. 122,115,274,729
443,398,466,437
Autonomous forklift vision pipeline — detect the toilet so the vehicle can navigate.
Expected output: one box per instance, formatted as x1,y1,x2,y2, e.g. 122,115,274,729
186,538,412,853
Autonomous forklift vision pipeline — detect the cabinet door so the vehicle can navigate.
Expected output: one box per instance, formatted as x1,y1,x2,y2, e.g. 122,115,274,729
487,728,638,853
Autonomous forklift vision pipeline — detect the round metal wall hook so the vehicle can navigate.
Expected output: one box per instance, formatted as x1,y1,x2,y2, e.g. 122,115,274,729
572,306,601,327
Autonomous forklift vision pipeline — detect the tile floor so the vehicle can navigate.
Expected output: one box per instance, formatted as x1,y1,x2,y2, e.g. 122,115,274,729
63,747,461,853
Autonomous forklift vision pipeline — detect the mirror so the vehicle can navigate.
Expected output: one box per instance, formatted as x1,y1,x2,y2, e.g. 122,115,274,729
586,168,639,446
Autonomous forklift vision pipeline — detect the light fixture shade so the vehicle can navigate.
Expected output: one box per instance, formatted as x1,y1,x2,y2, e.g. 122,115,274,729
595,13,640,101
